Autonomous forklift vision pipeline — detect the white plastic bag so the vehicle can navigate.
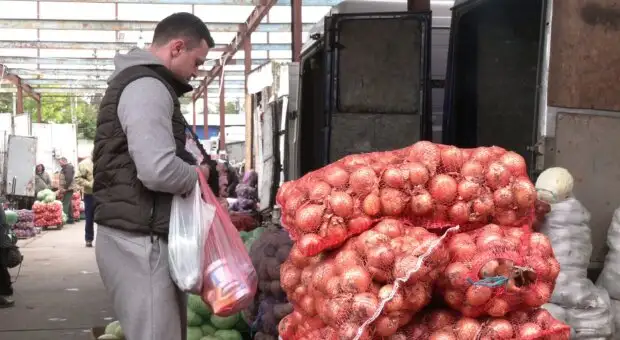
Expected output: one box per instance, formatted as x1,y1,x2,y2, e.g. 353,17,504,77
610,299,620,340
168,182,215,294
597,207,620,300
539,197,599,307
566,286,614,339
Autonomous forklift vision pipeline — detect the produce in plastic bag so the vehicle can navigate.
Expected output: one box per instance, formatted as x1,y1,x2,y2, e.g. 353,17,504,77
539,197,598,307
437,225,559,317
610,299,620,338
279,220,455,339
276,142,536,256
597,207,620,300
535,167,574,204
169,182,216,294
565,286,614,339
245,226,293,337
198,170,258,316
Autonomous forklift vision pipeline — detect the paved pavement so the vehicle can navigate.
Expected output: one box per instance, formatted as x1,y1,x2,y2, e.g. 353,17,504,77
0,222,113,340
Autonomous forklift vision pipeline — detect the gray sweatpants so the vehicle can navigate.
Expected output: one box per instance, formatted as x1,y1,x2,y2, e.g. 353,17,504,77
96,225,187,340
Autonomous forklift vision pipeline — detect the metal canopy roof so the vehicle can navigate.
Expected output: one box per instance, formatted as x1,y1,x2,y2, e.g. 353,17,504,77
0,0,338,98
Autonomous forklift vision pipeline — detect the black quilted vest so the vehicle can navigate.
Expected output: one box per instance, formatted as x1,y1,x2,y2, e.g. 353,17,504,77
92,64,196,237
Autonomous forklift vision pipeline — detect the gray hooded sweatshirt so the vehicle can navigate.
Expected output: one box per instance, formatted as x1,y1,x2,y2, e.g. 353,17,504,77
108,49,198,195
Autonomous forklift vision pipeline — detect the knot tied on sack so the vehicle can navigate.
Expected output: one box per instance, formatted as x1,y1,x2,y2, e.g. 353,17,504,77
467,276,509,288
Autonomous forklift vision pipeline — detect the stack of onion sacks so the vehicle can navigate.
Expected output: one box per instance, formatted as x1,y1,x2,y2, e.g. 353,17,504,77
279,219,452,339
276,141,537,257
437,224,560,318
394,308,570,340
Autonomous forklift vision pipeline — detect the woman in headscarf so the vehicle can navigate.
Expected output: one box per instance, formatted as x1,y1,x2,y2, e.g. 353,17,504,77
34,164,51,198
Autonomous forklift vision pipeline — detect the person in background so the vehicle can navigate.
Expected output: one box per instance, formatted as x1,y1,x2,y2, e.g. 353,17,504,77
92,13,216,340
58,157,77,225
0,208,14,308
75,155,94,247
34,164,51,198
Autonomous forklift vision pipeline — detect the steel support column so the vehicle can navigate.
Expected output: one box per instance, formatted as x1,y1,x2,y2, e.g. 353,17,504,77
0,64,41,102
244,35,253,171
291,0,302,62
407,0,430,12
16,80,24,115
219,75,226,151
192,0,278,102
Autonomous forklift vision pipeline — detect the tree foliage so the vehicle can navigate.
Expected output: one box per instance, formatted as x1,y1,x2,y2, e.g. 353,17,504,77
0,93,98,139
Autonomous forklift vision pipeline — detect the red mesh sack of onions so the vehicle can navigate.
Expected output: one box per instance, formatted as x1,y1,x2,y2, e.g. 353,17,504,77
279,219,456,339
276,141,536,257
437,224,560,318
393,308,570,340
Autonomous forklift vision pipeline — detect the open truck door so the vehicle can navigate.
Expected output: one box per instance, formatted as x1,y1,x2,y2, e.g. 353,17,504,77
443,0,620,269
288,1,434,179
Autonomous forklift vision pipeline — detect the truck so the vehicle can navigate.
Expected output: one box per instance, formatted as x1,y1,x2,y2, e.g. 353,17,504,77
32,123,78,174
250,0,620,278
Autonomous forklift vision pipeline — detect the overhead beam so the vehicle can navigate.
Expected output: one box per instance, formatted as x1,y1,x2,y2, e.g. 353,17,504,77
25,78,246,87
0,19,314,33
0,87,246,95
0,64,41,101
9,68,248,78
193,0,277,101
5,0,338,5
2,56,272,66
0,40,291,51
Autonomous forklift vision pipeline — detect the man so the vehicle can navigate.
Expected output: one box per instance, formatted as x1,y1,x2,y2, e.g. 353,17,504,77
75,155,94,247
92,12,216,340
0,208,14,308
58,157,76,224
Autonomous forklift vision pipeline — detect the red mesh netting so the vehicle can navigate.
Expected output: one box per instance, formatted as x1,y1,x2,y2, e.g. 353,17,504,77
276,142,536,256
280,307,570,340
437,225,559,318
279,220,456,339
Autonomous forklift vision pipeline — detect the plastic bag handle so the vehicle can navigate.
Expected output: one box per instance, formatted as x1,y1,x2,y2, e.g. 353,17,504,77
196,168,213,198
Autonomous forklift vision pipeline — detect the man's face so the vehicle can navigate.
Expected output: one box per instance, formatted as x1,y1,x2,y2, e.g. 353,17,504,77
168,39,209,82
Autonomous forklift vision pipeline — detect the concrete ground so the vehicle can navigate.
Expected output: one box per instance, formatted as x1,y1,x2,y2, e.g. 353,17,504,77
0,222,114,340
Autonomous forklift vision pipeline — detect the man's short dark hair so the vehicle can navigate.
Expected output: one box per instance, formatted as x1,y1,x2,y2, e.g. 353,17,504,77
152,12,215,49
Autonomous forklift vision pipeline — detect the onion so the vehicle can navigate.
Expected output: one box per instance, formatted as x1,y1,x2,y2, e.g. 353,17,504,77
403,162,430,186
500,151,527,176
429,174,458,204
455,317,482,340
352,292,379,319
518,323,543,339
526,255,550,280
349,166,377,195
312,261,338,291
280,263,301,290
340,265,371,293
367,266,392,283
374,219,403,238
487,319,514,339
524,282,552,307
493,187,514,208
323,276,341,297
409,141,441,173
278,315,296,338
479,260,500,278
512,177,537,209
450,242,477,261
298,233,323,256
277,181,294,205
490,146,507,156
461,160,485,180
532,309,553,328
444,262,469,289
441,146,464,172
339,323,370,340
367,245,396,267
444,289,465,309
458,179,481,201
325,297,350,321
460,304,483,318
347,215,373,235
374,315,399,337
294,204,325,232
342,155,368,170
448,233,474,248
449,201,471,225
378,284,406,312
361,193,381,216
465,285,492,306
380,188,408,216
529,233,553,257
299,294,317,316
334,249,362,269
323,165,350,188
428,309,457,331
328,191,354,218
308,181,332,201
476,232,502,250
471,147,493,164
486,162,512,190
505,227,525,239
410,189,434,216
429,330,457,340
486,297,510,317
383,167,407,189
406,283,431,311
494,209,517,226
472,194,495,218
285,190,307,215
547,257,561,280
